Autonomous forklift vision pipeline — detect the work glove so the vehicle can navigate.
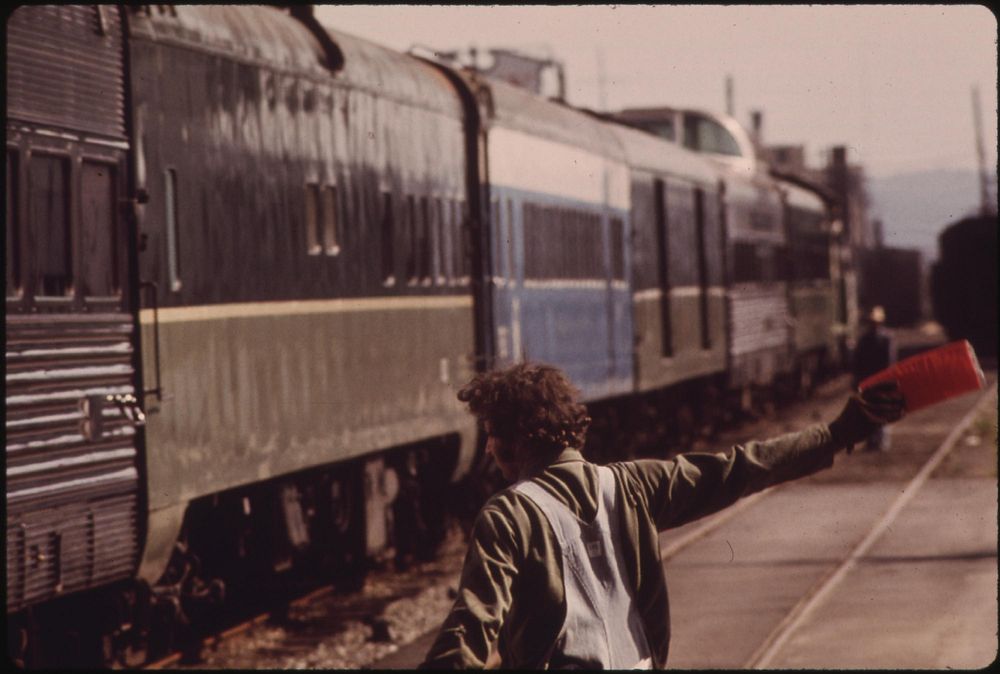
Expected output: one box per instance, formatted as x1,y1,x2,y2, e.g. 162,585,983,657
828,380,906,453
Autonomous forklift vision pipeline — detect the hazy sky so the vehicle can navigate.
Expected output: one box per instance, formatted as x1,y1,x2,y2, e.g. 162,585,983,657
316,4,997,180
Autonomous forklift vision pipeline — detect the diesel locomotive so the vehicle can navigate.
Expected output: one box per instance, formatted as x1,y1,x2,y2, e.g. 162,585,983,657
5,6,851,665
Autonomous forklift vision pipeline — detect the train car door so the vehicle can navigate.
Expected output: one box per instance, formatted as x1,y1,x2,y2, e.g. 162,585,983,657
5,6,146,613
489,194,523,366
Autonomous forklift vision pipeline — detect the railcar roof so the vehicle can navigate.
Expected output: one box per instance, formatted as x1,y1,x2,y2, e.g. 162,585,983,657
607,120,720,186
130,6,327,72
478,76,625,160
323,25,462,115
131,6,461,116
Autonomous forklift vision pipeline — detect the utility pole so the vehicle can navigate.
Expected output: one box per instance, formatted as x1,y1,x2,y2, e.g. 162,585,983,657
971,85,994,216
596,46,608,111
725,74,734,117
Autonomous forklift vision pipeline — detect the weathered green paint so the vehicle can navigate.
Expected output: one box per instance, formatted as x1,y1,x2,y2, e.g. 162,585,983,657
633,291,727,392
137,503,187,585
140,301,476,512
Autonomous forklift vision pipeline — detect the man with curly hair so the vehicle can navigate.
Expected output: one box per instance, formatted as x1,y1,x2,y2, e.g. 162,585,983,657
420,362,904,669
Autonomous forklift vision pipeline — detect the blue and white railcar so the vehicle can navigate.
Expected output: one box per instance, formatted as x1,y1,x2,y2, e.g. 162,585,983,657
473,79,633,401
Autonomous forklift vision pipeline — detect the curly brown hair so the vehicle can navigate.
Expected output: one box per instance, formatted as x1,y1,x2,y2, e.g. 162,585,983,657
458,362,591,459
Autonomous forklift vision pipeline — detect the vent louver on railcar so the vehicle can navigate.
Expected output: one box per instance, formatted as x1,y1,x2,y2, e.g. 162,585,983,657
6,6,127,140
5,315,142,612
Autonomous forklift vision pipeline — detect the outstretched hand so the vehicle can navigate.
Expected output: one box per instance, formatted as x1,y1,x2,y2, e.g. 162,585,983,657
828,380,906,452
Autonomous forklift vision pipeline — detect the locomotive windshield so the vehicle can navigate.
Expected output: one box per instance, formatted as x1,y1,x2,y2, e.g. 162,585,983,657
636,119,677,142
683,113,743,157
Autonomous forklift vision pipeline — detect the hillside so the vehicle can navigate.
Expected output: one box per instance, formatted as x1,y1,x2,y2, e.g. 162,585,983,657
867,168,987,262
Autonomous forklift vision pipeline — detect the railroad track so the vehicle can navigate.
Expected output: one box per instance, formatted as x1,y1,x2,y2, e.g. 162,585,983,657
143,525,468,670
145,584,335,669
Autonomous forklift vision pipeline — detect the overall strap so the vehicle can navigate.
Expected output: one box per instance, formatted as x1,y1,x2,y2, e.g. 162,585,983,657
514,466,652,669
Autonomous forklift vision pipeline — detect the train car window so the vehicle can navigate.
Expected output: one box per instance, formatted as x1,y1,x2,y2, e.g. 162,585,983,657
164,168,182,292
654,179,673,357
304,183,321,255
419,196,432,286
380,191,395,286
759,244,778,283
433,197,445,286
572,209,583,278
404,195,416,285
6,150,20,298
547,206,560,277
80,161,119,297
788,207,830,281
322,184,340,256
350,176,365,254
505,198,515,280
665,184,698,287
732,242,760,284
445,199,454,285
523,202,605,281
703,190,725,286
523,203,542,278
490,197,501,277
441,197,454,285
634,119,675,142
610,217,625,280
30,154,72,297
453,199,469,285
694,188,711,349
733,242,781,284
565,207,576,279
683,115,741,156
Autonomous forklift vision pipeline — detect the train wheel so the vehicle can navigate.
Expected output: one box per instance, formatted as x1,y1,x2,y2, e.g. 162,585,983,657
393,447,453,568
329,467,367,592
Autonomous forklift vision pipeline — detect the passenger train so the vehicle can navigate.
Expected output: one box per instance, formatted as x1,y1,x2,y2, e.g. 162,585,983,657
5,6,852,665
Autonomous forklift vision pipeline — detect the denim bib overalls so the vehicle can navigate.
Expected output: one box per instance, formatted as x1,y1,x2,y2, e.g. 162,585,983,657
514,466,652,669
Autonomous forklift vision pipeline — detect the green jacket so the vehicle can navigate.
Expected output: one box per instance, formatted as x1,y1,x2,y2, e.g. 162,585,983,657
420,423,840,669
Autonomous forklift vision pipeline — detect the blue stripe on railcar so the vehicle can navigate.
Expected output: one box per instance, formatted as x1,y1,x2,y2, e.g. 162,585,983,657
488,185,633,401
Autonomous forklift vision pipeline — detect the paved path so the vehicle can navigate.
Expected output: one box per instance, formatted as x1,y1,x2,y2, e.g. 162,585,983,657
763,477,996,670
664,383,997,669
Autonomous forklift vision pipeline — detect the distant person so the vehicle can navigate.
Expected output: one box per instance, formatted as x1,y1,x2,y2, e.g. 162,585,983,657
419,362,904,669
852,306,897,451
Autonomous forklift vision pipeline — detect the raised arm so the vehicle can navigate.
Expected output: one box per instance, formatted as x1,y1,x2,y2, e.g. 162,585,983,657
622,381,905,530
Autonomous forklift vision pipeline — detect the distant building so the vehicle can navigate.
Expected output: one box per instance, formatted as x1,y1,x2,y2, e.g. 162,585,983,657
429,46,566,100
764,142,878,252
765,141,929,325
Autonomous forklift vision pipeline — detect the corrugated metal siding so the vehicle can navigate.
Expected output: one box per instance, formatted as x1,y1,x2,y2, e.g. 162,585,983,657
6,6,126,139
729,288,789,356
6,313,140,612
